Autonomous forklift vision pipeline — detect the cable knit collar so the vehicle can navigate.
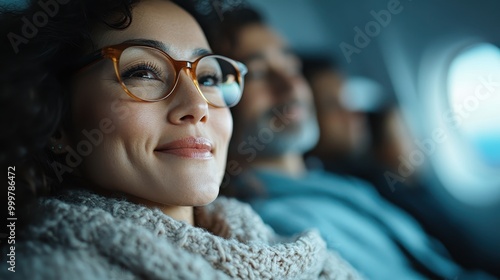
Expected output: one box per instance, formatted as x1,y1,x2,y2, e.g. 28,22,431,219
15,188,359,279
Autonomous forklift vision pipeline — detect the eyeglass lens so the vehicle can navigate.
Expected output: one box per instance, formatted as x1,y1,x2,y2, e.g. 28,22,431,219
117,46,242,107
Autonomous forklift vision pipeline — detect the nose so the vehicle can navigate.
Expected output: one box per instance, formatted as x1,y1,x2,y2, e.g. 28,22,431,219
166,69,208,125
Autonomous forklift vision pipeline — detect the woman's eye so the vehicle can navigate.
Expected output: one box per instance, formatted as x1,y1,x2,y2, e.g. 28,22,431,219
126,70,158,79
198,75,220,87
121,62,163,81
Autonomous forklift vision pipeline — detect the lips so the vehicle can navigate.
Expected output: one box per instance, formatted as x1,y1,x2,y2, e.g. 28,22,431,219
155,137,213,159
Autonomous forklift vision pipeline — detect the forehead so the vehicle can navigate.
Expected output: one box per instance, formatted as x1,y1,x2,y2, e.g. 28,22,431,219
92,0,210,60
234,23,288,61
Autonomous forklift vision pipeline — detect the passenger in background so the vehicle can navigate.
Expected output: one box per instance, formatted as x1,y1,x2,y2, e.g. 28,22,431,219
301,57,420,200
205,4,495,280
302,57,370,173
302,57,497,275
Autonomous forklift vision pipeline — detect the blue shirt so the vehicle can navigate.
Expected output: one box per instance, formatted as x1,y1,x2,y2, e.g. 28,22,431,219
232,169,493,280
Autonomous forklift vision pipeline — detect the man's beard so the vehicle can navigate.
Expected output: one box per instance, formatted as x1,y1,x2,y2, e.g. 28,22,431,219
232,101,320,159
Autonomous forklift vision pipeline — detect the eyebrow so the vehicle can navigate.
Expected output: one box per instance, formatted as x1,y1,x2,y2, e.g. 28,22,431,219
121,38,212,59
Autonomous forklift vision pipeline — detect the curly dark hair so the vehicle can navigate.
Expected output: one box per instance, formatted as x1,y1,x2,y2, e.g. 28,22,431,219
0,0,202,234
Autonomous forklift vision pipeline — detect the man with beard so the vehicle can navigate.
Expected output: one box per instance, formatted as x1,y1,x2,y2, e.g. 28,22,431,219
204,6,495,280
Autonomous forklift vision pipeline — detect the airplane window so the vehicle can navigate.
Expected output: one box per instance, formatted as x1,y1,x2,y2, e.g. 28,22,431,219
429,41,500,206
447,43,500,167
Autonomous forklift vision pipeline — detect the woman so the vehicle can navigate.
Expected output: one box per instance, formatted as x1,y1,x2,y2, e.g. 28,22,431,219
0,0,359,279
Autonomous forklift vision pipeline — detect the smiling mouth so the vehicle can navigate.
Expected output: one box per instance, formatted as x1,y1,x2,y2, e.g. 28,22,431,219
155,137,213,159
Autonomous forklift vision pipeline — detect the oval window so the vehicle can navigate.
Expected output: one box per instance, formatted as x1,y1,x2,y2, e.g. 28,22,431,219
447,43,500,167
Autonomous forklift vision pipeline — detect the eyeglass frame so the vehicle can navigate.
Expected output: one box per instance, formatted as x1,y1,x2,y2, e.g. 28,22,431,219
70,42,248,108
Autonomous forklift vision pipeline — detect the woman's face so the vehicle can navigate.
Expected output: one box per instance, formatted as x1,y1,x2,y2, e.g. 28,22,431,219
66,0,232,207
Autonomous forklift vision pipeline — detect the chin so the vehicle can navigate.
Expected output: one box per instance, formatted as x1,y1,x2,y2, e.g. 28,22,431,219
184,181,221,206
189,192,219,206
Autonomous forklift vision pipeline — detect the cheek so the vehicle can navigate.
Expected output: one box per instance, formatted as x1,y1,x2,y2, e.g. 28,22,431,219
69,64,127,133
211,108,233,147
69,62,160,136
70,79,116,139
68,74,159,176
71,74,164,147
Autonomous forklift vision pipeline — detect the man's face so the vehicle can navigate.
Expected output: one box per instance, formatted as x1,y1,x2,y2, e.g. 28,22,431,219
229,23,319,158
310,70,368,157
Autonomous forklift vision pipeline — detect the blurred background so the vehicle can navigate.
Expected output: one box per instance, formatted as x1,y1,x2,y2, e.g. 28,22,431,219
246,0,500,273
247,0,500,200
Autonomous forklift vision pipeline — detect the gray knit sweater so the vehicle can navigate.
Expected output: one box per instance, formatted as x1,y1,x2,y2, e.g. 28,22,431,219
1,188,360,279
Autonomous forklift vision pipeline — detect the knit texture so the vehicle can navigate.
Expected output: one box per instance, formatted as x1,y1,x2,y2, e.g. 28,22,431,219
1,188,360,279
